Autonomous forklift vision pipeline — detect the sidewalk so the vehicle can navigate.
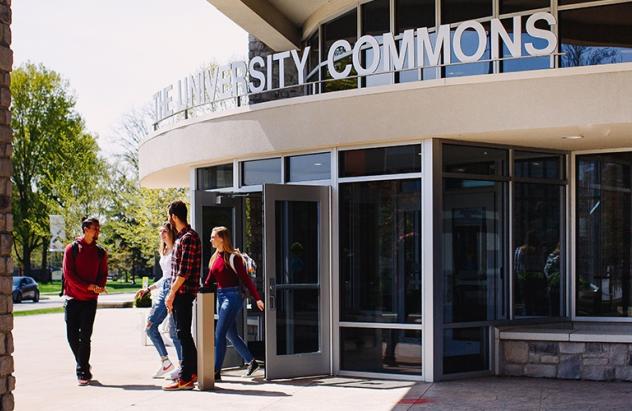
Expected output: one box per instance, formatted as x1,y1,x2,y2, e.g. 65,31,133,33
12,292,135,312
13,308,632,410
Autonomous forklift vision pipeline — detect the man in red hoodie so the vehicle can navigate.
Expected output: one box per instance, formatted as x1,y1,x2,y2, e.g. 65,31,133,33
62,217,108,386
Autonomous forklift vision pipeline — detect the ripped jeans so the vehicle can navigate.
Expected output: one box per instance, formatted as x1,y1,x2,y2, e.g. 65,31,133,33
146,279,182,361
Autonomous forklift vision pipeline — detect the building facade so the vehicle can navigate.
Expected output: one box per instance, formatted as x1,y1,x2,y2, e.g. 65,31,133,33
139,0,632,382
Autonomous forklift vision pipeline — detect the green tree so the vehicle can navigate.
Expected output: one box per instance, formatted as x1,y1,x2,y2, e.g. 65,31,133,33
102,105,187,283
11,63,108,274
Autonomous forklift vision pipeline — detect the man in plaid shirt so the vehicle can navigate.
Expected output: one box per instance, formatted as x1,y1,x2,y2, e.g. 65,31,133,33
164,200,201,391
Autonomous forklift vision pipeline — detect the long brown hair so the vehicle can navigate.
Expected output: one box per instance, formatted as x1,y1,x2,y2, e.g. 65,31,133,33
159,222,177,256
209,226,238,268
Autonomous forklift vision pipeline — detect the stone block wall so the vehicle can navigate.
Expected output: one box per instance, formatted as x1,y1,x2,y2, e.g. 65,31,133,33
0,0,13,409
248,35,307,104
502,340,632,382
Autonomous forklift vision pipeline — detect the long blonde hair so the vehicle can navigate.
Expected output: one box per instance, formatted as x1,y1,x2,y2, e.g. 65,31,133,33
159,222,177,256
209,226,239,268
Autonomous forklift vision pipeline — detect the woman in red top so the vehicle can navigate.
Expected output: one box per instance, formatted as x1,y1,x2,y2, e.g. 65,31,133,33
206,226,264,381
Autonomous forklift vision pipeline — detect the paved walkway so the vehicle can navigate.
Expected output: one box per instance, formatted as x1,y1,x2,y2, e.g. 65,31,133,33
12,308,632,410
13,292,136,312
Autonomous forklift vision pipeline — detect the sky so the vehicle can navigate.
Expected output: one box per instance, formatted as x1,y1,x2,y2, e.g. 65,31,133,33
12,0,248,158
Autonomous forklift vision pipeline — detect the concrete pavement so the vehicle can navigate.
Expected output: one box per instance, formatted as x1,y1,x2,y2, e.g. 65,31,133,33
12,292,136,312
13,308,632,410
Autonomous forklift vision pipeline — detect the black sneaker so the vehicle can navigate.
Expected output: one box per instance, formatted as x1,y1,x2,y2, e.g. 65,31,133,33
214,371,222,382
244,360,259,377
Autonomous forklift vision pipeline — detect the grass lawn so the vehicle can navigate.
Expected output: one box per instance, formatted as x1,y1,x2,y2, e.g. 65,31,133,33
14,307,65,317
39,280,153,295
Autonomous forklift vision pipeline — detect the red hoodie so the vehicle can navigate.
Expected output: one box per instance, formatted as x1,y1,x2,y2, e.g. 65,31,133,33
62,237,108,301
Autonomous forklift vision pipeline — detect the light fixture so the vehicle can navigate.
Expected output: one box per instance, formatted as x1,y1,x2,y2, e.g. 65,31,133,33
314,162,322,166
562,135,584,140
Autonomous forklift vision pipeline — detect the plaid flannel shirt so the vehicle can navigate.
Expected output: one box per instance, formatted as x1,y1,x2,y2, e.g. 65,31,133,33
171,224,201,296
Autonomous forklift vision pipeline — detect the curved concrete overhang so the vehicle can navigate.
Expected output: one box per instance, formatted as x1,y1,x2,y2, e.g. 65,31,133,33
139,63,632,188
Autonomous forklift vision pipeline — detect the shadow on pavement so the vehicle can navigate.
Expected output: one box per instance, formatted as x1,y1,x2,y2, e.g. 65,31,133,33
212,387,290,397
89,380,162,391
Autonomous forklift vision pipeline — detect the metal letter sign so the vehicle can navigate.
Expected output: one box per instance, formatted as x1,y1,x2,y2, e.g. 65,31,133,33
49,215,65,252
153,12,558,126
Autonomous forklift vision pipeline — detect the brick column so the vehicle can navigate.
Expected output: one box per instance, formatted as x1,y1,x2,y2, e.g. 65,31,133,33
0,0,13,410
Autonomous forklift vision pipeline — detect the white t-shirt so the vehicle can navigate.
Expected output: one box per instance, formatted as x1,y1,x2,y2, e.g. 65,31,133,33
153,250,173,289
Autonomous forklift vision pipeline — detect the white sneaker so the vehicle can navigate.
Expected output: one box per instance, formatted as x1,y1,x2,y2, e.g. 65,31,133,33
153,360,175,379
168,367,181,381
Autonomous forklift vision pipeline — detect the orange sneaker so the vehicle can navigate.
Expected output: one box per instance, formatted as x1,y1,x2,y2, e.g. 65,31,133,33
191,373,198,383
162,378,194,391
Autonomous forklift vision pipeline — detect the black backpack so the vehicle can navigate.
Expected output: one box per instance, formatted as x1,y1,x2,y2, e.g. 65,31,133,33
59,241,106,297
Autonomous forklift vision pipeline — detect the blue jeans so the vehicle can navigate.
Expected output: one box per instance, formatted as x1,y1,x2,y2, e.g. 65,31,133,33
146,280,182,361
215,287,253,372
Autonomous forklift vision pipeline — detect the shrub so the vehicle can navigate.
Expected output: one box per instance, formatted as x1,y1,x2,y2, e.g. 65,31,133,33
134,292,152,308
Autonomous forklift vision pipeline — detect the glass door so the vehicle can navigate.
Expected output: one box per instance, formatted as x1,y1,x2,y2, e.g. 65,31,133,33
263,184,330,379
195,191,245,369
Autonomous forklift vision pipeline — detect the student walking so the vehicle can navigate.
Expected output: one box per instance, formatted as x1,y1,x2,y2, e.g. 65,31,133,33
163,201,201,391
62,217,108,386
136,222,182,379
205,226,264,382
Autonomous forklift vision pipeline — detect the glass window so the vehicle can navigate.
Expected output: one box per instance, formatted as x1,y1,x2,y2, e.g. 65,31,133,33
560,3,632,68
322,9,357,92
513,183,563,318
576,152,632,317
500,17,550,73
196,164,233,190
442,0,492,25
305,31,320,84
341,327,422,375
339,145,421,177
443,327,489,374
514,151,563,180
500,0,549,14
339,180,421,323
286,152,331,182
241,158,282,186
362,0,392,87
445,22,493,78
396,0,437,82
443,179,506,323
443,144,508,176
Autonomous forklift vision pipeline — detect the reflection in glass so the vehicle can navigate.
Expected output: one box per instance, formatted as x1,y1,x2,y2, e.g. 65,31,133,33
576,153,632,317
305,32,320,94
396,0,436,82
242,158,282,186
362,0,392,87
442,0,492,24
443,179,506,323
243,195,265,342
560,3,632,68
513,183,562,317
287,153,331,182
340,180,421,323
197,164,233,190
500,0,549,14
275,201,320,354
500,17,550,73
445,23,493,78
322,9,357,92
341,328,422,375
443,327,489,374
514,151,563,180
339,145,421,177
443,144,508,176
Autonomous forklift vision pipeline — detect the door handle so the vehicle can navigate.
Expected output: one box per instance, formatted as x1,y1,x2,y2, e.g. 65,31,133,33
269,278,275,310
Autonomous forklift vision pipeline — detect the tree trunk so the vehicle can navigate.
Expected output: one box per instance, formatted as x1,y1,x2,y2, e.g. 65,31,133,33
23,246,32,275
41,241,48,278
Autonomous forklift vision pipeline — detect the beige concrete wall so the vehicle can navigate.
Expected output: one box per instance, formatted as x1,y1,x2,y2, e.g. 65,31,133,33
140,63,632,189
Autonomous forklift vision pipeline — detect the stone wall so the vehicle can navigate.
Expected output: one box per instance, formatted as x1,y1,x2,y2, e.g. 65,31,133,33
0,0,13,409
247,34,307,105
502,340,632,382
